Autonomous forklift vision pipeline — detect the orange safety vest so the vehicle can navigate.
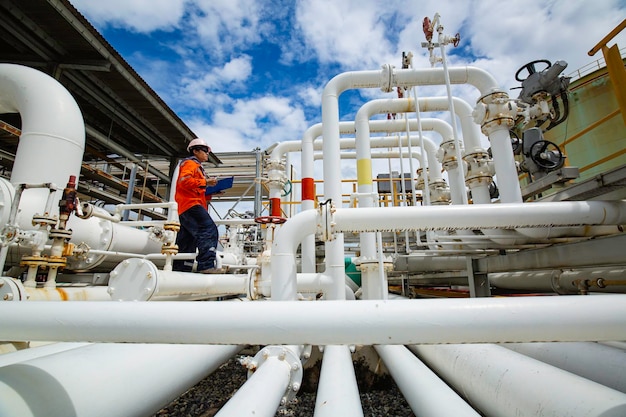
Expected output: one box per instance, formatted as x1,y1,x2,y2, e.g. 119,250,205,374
175,157,211,214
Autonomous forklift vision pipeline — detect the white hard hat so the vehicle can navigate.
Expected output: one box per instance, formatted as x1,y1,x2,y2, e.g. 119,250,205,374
187,138,210,152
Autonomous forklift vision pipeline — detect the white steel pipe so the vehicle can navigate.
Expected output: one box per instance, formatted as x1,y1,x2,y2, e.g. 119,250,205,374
1,296,626,344
502,342,626,393
409,343,626,416
107,258,334,301
0,343,241,417
314,345,363,417
332,201,626,233
0,277,111,301
321,67,500,300
0,343,89,367
215,355,291,417
0,64,84,222
271,210,318,301
217,344,303,416
489,268,626,293
296,118,453,275
24,286,111,301
375,345,480,416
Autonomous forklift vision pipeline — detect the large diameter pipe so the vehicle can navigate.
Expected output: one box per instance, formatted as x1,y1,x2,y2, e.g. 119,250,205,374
0,343,241,417
314,345,363,417
332,201,626,233
1,296,626,345
409,344,626,416
502,342,626,393
0,64,84,222
0,343,89,367
375,345,480,416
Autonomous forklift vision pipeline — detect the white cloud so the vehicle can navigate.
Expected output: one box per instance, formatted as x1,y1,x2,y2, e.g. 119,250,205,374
190,96,308,152
68,0,186,32
68,0,626,159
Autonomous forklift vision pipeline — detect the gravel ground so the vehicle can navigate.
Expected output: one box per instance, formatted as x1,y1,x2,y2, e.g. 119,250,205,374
154,353,414,417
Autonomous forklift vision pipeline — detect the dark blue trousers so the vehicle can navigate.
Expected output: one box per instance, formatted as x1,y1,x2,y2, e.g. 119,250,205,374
173,205,218,272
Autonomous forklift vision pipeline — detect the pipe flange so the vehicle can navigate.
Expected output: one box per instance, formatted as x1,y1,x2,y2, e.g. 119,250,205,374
49,228,72,240
163,222,180,233
20,255,48,268
31,215,57,227
0,277,26,301
247,346,303,405
380,64,396,93
161,243,178,255
108,258,159,301
247,267,260,300
47,256,67,269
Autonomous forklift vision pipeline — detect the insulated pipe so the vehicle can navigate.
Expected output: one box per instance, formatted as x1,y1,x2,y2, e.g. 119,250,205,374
0,64,84,223
374,345,480,416
409,343,626,416
0,343,242,417
322,67,500,299
314,345,363,417
502,342,626,393
2,296,626,345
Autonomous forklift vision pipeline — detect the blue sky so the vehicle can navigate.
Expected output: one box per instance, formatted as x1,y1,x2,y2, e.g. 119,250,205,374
67,0,626,161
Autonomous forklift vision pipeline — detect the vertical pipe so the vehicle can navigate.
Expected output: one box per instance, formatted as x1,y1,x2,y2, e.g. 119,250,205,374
254,147,263,217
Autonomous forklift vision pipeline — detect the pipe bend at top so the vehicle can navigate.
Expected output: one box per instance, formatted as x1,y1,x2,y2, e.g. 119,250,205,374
0,64,85,188
396,66,501,97
0,64,85,226
324,66,501,98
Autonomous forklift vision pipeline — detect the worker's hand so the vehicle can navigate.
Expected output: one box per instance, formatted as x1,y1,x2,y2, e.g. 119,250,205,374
206,176,218,186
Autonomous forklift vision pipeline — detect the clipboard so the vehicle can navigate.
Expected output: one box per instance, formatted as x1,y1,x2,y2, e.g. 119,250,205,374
205,176,234,195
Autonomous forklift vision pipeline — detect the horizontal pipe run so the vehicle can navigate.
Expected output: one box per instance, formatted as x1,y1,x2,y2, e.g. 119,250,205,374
332,201,626,232
0,343,90,367
24,286,111,301
1,296,625,345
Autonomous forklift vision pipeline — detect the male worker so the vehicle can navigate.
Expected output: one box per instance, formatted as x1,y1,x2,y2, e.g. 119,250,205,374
173,138,223,273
